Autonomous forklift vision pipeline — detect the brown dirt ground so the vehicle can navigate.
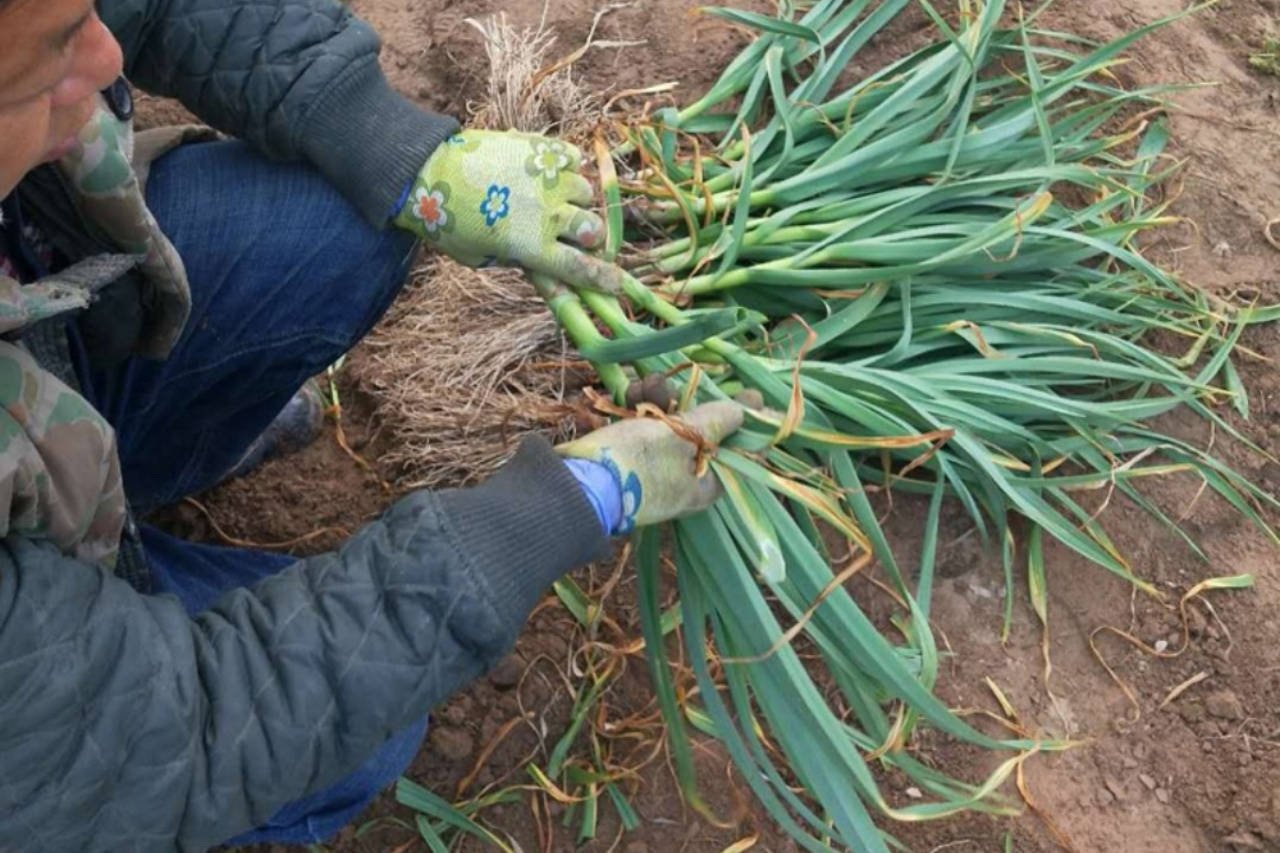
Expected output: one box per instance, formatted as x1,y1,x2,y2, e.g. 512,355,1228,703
157,0,1280,851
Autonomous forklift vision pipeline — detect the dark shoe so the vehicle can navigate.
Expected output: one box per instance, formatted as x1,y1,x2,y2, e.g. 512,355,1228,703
223,379,326,481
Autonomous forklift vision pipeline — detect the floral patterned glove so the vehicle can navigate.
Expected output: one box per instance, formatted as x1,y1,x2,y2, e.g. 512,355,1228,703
394,130,624,293
555,401,745,534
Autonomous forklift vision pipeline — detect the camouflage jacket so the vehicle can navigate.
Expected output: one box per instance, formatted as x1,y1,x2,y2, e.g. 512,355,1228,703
0,101,205,568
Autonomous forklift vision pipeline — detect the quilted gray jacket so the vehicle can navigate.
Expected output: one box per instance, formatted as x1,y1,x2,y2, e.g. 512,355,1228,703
0,1,610,850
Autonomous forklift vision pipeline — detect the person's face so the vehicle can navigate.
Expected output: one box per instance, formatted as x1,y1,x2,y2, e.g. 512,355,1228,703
0,0,123,198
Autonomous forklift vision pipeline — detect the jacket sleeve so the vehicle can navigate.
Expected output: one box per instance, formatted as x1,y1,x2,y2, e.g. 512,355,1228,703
97,0,459,226
0,437,609,853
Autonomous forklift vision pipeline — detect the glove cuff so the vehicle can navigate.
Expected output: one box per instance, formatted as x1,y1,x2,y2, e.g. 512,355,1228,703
301,66,459,227
562,457,623,536
434,436,613,630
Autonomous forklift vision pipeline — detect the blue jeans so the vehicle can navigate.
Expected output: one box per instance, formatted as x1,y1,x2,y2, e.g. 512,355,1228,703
69,140,428,845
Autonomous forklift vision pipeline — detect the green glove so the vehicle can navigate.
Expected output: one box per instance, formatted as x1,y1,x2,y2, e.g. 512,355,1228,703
556,401,745,533
395,130,624,293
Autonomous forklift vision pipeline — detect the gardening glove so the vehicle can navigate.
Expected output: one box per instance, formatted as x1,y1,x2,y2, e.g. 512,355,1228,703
394,130,624,293
556,401,745,534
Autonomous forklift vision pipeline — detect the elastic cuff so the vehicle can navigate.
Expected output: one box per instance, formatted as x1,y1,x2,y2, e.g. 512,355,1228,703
301,62,459,227
433,437,612,630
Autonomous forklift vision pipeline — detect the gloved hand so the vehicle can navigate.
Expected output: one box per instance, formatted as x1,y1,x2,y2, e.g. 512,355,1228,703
395,130,624,293
557,401,744,534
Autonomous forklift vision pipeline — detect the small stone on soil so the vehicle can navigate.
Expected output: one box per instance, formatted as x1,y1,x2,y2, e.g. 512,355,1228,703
1223,831,1264,850
1140,772,1157,790
1206,689,1245,720
443,700,469,727
1187,607,1207,637
479,711,504,743
430,725,476,762
1178,700,1206,724
1104,775,1127,801
488,654,524,690
1156,788,1172,804
1196,721,1221,739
